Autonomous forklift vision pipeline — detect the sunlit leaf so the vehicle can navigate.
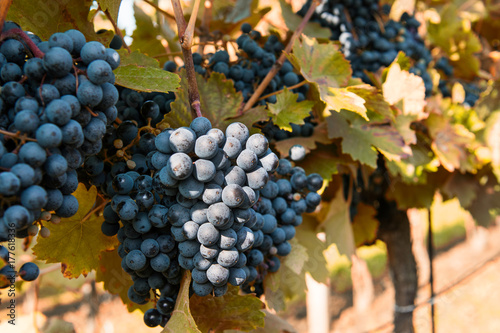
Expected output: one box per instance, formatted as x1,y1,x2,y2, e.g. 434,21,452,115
114,65,180,92
33,184,118,278
351,203,379,247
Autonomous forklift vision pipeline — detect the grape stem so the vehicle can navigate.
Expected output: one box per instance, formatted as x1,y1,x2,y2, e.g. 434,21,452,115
0,28,45,58
102,7,131,53
171,0,203,118
0,0,13,33
0,129,37,142
257,80,308,101
142,0,176,21
241,0,320,113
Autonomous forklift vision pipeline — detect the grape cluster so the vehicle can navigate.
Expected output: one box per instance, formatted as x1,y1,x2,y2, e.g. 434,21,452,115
104,117,322,327
0,23,120,285
300,0,433,95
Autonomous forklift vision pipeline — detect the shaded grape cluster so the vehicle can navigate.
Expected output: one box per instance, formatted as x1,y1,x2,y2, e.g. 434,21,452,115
300,0,433,95
0,22,120,286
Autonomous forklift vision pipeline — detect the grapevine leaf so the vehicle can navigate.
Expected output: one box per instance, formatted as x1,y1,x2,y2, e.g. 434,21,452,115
284,238,308,275
288,36,351,88
163,271,201,333
131,4,167,60
33,184,118,278
114,65,180,93
272,122,331,158
426,113,475,172
441,172,479,208
117,50,160,68
252,310,297,333
96,248,152,313
229,105,269,134
484,111,500,181
385,143,437,184
287,37,370,119
268,88,315,131
7,0,112,44
321,186,355,257
264,264,304,312
190,285,265,332
97,0,121,22
382,63,426,118
279,0,331,39
295,216,329,283
427,4,481,79
326,111,409,168
323,87,368,120
224,0,257,23
463,169,500,227
161,71,245,132
475,81,500,120
389,0,415,21
297,143,352,181
347,84,394,121
386,171,446,209
351,203,379,247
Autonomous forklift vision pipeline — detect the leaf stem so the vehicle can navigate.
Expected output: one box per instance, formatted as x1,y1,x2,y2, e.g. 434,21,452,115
102,8,131,53
171,0,203,118
0,28,45,58
241,0,320,112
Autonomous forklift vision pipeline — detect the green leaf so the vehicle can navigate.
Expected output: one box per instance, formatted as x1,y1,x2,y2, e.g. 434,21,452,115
321,186,355,257
427,4,481,79
96,248,152,313
33,184,118,278
224,0,257,23
130,4,167,60
386,171,445,209
230,105,269,133
190,285,265,332
326,111,410,168
97,0,121,22
7,0,112,44
279,0,331,39
163,271,201,333
441,172,479,208
351,203,379,247
268,88,315,131
117,50,160,68
297,143,351,181
114,65,180,93
295,216,329,283
272,122,331,158
160,71,245,131
347,84,394,121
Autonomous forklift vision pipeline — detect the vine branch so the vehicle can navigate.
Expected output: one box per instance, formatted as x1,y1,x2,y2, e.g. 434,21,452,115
102,8,131,53
171,0,202,118
241,0,320,113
